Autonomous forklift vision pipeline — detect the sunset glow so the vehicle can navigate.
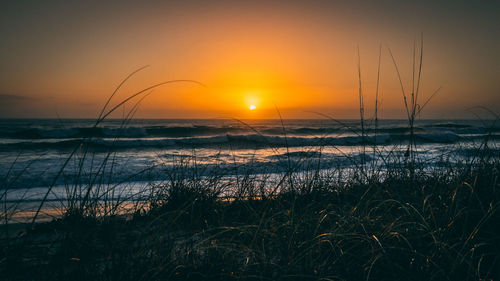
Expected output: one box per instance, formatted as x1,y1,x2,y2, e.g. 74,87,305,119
249,105,257,110
0,1,498,119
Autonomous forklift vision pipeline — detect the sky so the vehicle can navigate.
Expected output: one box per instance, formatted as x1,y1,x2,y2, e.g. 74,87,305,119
0,0,499,119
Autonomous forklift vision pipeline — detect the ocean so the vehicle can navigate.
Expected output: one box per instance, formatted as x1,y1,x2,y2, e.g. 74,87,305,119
1,118,498,222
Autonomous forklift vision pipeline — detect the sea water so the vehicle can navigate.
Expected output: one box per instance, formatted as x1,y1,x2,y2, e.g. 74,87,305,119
1,119,498,222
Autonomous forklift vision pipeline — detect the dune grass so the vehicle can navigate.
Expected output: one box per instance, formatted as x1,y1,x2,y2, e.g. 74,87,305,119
1,154,498,281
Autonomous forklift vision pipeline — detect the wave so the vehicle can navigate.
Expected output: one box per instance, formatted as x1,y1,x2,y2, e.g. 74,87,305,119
1,131,485,151
0,125,347,139
0,152,376,190
2,121,498,143
3,122,497,140
0,125,233,139
268,151,324,159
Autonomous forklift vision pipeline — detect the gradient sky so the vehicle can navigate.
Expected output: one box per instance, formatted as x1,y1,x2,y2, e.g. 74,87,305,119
0,0,498,119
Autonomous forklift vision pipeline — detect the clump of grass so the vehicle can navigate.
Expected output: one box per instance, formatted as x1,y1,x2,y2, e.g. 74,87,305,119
1,156,498,280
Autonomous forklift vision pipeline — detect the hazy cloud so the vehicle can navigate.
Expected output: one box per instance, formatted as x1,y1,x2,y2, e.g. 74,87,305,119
0,94,36,101
0,94,48,118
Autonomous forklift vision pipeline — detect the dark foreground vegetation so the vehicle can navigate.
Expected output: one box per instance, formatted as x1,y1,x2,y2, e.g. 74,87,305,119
1,156,499,281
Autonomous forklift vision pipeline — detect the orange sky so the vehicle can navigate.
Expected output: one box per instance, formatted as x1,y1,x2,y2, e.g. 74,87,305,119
0,1,498,119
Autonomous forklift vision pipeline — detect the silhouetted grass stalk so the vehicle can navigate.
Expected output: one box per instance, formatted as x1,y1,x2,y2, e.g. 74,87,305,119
388,35,441,180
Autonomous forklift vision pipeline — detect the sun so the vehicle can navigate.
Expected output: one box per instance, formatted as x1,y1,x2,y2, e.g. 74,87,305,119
249,104,257,110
